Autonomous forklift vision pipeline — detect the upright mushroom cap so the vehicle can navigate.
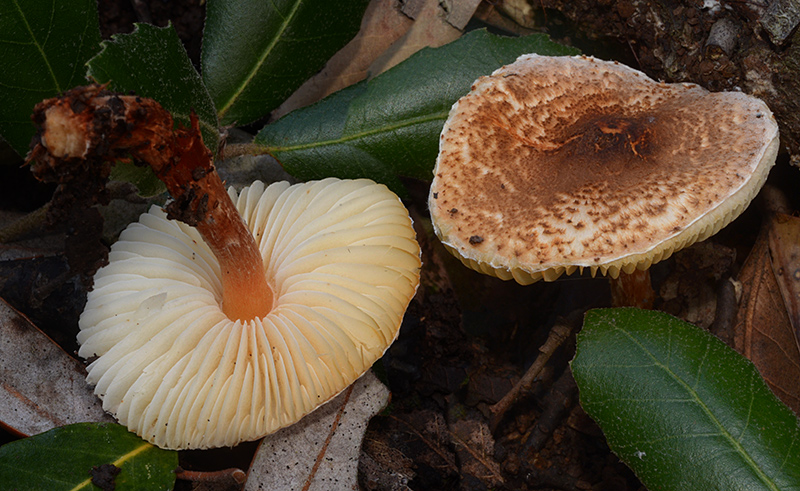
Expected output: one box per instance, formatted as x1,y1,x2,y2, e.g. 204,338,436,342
78,178,421,449
429,55,779,284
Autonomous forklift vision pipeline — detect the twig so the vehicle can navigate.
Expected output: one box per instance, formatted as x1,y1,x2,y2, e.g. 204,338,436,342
175,467,247,486
520,369,578,457
489,320,575,432
301,384,354,491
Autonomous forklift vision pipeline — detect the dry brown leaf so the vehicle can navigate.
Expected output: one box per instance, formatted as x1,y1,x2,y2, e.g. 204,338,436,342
450,418,504,487
443,0,482,30
0,298,112,436
368,0,464,76
495,0,537,28
244,371,390,490
768,212,800,346
734,219,800,414
272,0,413,119
473,1,539,36
390,410,457,473
360,433,416,490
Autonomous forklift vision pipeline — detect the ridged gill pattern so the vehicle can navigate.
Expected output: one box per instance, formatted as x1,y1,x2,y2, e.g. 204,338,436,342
78,178,421,449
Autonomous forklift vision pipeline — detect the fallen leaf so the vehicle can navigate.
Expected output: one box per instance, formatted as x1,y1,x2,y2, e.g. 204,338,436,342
473,2,538,37
449,416,504,488
272,0,414,119
389,410,457,476
368,0,463,75
734,219,800,414
359,433,416,490
0,298,113,437
244,371,389,490
494,0,537,28
769,212,800,346
443,0,482,30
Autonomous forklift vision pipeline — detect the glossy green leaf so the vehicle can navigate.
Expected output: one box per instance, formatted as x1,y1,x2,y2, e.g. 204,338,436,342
0,422,178,490
253,30,578,194
572,308,800,491
0,0,101,157
203,0,370,126
87,23,219,154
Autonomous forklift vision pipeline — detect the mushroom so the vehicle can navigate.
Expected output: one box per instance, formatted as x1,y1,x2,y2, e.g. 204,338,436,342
428,54,779,306
27,86,422,450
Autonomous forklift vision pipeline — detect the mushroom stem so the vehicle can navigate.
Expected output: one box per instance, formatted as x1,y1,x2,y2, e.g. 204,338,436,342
187,168,274,321
150,113,274,320
27,85,274,321
609,269,655,309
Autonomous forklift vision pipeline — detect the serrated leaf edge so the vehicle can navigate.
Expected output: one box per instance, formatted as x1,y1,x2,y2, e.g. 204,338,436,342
86,22,220,149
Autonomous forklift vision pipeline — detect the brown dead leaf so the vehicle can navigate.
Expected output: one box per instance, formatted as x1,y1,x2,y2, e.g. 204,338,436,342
0,298,112,437
272,0,413,119
443,0,483,30
390,410,457,474
244,371,390,491
473,1,539,36
734,218,800,414
368,0,464,76
495,0,537,28
360,433,416,490
768,212,800,346
450,418,504,488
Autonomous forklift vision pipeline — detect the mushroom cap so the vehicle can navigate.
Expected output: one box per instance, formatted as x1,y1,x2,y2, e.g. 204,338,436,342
78,178,421,449
429,55,779,284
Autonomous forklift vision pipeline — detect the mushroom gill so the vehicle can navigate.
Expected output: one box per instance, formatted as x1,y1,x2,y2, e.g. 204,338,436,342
78,178,421,449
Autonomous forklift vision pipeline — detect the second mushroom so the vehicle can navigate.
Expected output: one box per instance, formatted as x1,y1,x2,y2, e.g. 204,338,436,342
429,54,779,305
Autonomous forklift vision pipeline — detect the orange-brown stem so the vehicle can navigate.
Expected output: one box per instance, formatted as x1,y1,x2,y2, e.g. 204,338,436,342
609,268,655,309
189,169,274,321
28,85,273,321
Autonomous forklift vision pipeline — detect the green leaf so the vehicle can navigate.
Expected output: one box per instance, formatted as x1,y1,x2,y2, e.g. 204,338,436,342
203,0,370,126
253,30,578,194
0,422,178,490
572,308,800,491
87,23,219,154
0,0,101,157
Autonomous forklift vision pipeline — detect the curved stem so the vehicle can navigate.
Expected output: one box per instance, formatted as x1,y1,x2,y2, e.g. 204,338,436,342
27,85,274,321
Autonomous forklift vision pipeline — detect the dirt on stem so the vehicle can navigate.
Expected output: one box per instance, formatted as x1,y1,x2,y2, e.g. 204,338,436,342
27,84,273,321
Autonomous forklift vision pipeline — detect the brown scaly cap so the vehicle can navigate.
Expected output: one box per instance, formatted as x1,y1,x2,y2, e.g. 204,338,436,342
429,55,779,284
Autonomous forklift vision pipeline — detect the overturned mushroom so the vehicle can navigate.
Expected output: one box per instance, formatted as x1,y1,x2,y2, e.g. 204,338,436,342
429,55,779,303
78,178,420,450
28,86,421,450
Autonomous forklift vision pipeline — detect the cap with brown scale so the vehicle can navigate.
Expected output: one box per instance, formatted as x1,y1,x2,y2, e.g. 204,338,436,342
429,54,780,285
